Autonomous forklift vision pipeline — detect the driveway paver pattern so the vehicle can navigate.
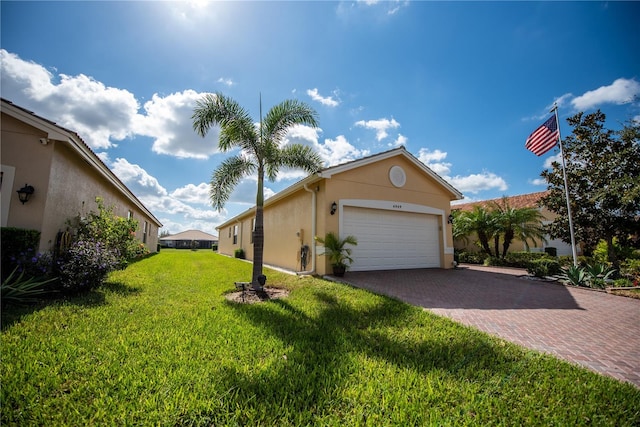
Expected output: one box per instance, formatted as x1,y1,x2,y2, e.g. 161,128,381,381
341,265,640,388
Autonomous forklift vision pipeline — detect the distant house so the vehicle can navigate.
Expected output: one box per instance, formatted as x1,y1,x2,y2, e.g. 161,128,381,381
160,230,218,249
452,191,581,257
1,98,162,253
216,147,463,275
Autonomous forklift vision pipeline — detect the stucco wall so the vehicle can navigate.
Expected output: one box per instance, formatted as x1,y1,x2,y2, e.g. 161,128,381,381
217,153,458,275
1,114,52,234
321,156,455,273
1,111,159,254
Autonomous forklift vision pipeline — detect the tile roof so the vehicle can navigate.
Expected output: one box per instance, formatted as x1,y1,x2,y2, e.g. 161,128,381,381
160,229,218,241
452,191,549,212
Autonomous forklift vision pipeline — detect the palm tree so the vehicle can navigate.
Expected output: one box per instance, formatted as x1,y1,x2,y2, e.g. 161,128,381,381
192,93,323,289
453,206,498,256
490,197,546,258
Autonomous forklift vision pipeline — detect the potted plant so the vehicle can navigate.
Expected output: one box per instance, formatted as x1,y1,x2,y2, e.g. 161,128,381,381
315,232,358,277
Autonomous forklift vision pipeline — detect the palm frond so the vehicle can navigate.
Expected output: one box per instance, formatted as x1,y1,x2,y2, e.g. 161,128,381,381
263,99,319,143
279,144,324,173
210,156,255,211
192,93,258,152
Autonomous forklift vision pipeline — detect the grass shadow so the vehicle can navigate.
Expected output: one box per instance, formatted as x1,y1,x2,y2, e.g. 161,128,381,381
199,287,537,424
1,281,140,331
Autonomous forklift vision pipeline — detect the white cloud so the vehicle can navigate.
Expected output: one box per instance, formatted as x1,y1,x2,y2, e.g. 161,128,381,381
355,0,409,15
316,135,369,166
417,148,451,176
134,90,219,159
572,78,640,110
217,77,234,87
108,157,226,233
281,124,321,148
389,133,407,147
111,158,169,197
307,88,339,107
415,147,507,195
448,172,508,194
170,183,211,205
1,49,139,149
543,153,563,169
355,117,400,141
1,49,218,158
529,178,547,186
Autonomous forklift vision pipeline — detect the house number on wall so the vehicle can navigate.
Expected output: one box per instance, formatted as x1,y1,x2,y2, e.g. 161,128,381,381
393,204,402,209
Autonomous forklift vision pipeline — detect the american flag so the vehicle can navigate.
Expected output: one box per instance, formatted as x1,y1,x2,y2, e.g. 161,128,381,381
525,115,559,156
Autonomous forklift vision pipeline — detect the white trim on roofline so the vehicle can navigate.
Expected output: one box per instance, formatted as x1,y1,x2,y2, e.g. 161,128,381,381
216,147,463,231
1,99,162,227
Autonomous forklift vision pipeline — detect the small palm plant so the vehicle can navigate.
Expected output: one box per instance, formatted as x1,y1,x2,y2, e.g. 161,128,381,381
315,232,358,277
558,265,589,287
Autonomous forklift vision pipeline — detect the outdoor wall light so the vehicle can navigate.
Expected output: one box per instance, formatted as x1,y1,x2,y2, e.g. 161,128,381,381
17,183,35,204
330,202,337,215
447,214,454,224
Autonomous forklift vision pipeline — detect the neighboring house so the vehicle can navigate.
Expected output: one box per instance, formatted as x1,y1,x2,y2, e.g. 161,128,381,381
160,229,218,249
452,191,581,256
216,147,463,276
1,98,162,253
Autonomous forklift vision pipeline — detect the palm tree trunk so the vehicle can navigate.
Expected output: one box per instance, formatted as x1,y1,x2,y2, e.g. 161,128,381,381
502,230,514,258
252,167,265,291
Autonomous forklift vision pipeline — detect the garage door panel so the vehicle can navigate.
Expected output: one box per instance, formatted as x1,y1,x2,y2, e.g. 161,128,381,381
343,206,440,271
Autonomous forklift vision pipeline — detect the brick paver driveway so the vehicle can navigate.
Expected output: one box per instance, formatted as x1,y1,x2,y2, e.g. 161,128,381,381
341,265,640,388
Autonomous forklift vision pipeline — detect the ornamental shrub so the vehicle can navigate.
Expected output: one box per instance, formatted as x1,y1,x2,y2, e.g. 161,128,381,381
527,258,561,278
58,238,120,293
456,251,487,264
73,197,148,267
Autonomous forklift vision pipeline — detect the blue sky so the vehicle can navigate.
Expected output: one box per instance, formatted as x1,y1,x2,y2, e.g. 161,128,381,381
2,1,639,236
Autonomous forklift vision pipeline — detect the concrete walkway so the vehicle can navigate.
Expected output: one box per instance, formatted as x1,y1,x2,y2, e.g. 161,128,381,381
340,265,640,388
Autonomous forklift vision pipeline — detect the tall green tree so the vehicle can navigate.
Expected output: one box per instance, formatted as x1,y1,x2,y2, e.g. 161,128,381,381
453,206,498,256
540,110,640,267
489,197,546,258
193,93,323,289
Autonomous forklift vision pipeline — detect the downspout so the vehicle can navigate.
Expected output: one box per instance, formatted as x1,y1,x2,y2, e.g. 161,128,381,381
298,183,317,275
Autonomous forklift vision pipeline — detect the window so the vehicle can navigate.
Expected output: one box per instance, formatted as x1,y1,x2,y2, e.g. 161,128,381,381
233,225,238,244
127,210,133,220
229,227,232,238
143,221,148,244
250,218,255,244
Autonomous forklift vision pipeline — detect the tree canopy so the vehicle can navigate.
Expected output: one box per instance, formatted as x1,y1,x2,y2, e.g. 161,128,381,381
540,110,640,266
192,93,323,288
453,198,545,258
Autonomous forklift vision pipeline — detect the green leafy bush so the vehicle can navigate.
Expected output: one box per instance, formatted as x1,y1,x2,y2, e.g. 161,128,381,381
456,251,487,264
527,258,561,278
234,248,245,259
73,197,148,267
620,258,640,282
485,252,551,269
611,278,634,288
58,238,120,293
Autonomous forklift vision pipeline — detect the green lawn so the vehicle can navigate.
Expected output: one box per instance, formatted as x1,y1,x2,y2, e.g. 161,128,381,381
2,250,639,426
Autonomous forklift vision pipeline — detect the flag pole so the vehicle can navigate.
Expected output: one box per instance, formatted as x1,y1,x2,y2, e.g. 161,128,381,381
552,104,578,267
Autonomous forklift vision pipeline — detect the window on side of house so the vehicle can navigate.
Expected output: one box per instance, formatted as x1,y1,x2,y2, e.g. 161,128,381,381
250,218,255,244
233,225,238,244
143,221,148,244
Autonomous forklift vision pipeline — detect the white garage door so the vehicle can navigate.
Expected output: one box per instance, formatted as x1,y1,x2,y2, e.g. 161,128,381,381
342,206,441,271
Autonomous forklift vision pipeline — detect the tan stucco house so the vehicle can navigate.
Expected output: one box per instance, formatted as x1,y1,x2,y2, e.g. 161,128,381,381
160,229,218,249
452,191,581,256
1,98,161,253
216,147,463,275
